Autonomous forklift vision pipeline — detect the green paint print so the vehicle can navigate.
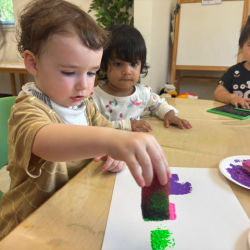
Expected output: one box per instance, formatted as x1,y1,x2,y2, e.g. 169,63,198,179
151,227,175,250
143,190,169,221
141,170,170,221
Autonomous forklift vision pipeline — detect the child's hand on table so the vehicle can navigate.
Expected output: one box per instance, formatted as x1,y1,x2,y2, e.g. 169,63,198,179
131,120,153,132
94,155,126,172
230,96,250,109
164,110,192,130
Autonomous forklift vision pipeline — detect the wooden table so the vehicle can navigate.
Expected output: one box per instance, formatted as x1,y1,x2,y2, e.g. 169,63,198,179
0,62,29,96
1,98,250,249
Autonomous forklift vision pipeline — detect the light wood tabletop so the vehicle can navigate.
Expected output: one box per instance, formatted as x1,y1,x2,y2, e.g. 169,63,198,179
0,98,250,249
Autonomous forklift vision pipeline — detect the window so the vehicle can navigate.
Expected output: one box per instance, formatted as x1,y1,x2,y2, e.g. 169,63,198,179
0,0,14,25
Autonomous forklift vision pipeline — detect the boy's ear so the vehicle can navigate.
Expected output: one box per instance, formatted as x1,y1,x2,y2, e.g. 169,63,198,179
23,50,38,76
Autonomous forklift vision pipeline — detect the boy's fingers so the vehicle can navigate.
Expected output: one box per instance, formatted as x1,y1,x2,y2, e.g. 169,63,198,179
101,156,114,171
94,155,108,162
162,153,171,179
105,160,119,171
127,160,145,187
94,156,102,162
153,159,168,185
136,148,153,187
110,162,126,172
126,150,145,187
123,135,169,187
147,142,168,186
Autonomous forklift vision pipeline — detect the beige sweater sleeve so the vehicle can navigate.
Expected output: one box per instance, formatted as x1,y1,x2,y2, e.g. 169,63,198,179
1,95,71,240
8,95,62,178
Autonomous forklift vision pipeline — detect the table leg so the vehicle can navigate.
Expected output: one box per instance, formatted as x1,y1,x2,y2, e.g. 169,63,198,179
19,73,25,88
9,73,17,96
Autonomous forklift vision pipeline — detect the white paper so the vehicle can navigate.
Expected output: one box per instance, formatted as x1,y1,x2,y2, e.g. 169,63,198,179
102,167,250,250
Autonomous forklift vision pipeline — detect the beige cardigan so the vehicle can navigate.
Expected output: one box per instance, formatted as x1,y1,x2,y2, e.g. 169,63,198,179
0,95,113,239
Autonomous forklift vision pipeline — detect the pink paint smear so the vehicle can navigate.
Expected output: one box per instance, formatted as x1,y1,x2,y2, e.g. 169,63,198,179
169,203,177,220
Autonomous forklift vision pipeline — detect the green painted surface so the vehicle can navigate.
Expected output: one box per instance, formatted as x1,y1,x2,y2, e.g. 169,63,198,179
144,190,169,221
151,227,175,250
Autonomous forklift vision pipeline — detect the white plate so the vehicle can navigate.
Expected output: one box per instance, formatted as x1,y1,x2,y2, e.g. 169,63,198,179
219,155,250,190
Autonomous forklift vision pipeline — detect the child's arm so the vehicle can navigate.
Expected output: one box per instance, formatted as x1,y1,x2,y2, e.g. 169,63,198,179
32,124,170,187
143,86,192,129
214,84,250,108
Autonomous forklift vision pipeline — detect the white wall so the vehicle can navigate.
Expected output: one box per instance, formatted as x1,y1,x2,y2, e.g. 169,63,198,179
0,0,249,100
134,0,227,100
134,0,174,95
135,0,250,100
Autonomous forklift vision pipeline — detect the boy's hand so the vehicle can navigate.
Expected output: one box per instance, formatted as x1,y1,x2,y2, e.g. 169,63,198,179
230,96,250,109
164,111,192,129
131,120,153,132
108,132,171,187
94,155,126,172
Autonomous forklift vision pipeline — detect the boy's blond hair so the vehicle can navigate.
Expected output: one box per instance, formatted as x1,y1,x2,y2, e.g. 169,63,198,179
16,0,110,58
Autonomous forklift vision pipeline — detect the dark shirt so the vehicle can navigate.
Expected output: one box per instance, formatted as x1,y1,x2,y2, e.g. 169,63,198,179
218,61,250,98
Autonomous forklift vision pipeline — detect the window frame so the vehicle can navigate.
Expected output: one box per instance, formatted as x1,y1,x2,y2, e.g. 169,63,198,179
0,0,15,28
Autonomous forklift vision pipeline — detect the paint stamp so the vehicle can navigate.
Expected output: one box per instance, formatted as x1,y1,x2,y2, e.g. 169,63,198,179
141,172,170,221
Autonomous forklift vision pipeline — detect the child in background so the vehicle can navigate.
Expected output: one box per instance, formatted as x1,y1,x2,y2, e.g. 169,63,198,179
0,0,171,239
89,24,192,132
214,16,250,109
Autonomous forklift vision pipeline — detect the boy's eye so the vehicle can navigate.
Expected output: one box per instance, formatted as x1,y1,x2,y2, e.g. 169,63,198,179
87,72,97,76
114,62,121,66
62,71,75,76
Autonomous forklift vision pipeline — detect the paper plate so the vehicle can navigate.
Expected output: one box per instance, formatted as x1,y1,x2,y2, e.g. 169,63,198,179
219,155,250,190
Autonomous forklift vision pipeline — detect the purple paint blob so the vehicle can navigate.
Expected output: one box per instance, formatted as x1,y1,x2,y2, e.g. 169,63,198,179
170,174,192,195
227,162,250,187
